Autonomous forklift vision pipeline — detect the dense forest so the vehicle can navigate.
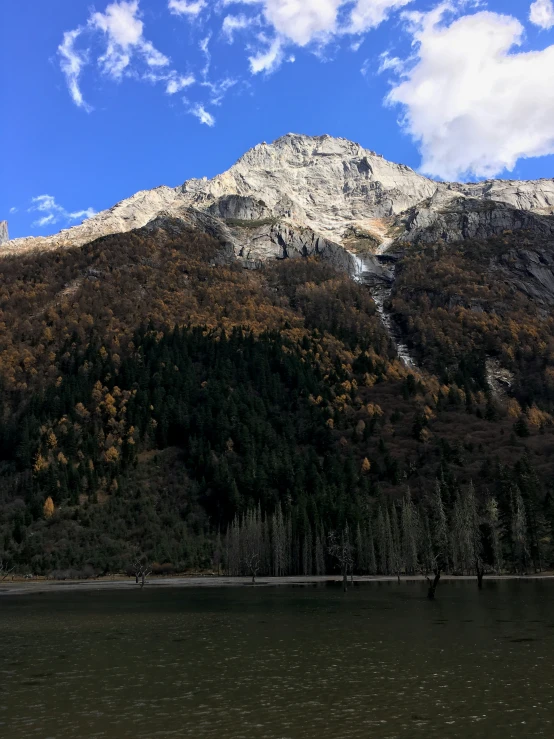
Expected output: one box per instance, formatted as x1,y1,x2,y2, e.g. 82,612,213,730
1,220,554,578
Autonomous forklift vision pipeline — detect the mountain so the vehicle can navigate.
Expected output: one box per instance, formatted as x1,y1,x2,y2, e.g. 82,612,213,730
2,135,554,578
5,134,554,263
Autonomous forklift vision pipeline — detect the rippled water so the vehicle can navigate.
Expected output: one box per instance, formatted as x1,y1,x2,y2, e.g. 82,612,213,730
1,581,553,738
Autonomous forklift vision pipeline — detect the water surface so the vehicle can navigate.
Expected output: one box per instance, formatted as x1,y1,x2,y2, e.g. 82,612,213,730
1,581,553,738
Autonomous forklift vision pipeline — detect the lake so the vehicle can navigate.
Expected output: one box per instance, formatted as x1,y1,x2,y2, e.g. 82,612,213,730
1,580,553,738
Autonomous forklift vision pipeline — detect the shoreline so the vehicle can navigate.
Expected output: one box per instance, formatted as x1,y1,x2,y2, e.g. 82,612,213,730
2,573,554,597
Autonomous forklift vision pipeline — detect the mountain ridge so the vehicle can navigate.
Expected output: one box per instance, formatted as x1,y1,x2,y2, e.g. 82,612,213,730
4,133,554,260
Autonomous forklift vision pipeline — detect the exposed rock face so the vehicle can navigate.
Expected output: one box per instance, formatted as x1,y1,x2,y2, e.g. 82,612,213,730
0,221,8,245
494,245,554,305
3,134,554,263
486,359,515,401
458,179,554,215
396,193,554,245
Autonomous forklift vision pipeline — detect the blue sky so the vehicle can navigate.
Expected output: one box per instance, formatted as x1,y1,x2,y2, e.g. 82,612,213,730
1,0,554,239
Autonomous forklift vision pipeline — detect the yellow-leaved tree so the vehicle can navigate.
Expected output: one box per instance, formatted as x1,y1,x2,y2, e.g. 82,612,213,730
43,496,55,519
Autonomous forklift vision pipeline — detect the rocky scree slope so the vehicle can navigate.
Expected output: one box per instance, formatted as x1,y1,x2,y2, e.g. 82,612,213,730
4,134,554,270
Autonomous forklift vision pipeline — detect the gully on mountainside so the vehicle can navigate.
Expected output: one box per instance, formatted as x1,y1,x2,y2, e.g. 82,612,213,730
349,249,417,370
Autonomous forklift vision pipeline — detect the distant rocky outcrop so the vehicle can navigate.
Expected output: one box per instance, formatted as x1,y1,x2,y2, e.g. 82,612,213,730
395,193,554,245
0,221,8,245
3,134,554,265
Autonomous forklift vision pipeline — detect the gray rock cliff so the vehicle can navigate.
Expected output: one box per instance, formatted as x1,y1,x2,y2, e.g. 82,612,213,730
3,134,554,264
0,221,8,245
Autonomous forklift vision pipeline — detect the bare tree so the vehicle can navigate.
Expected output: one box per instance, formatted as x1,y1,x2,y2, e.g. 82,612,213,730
315,528,326,576
272,504,286,576
423,481,449,599
389,504,402,583
0,558,15,581
486,495,503,574
511,486,530,575
242,508,262,583
130,556,151,588
401,490,419,576
328,524,354,592
243,549,260,584
422,558,442,601
466,483,485,589
138,563,152,588
212,531,223,575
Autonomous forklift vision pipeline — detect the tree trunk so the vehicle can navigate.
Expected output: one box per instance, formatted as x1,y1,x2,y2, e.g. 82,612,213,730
343,568,348,593
251,573,256,584
427,571,441,600
476,561,485,590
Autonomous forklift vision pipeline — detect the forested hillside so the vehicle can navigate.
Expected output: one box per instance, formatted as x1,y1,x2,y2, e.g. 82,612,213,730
1,221,554,577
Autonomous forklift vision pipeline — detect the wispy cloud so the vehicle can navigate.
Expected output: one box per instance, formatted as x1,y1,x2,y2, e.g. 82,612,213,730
165,72,196,94
222,14,261,42
248,35,283,74
188,102,215,126
59,1,193,110
59,0,411,126
223,0,413,74
168,0,206,17
58,28,92,112
29,195,96,229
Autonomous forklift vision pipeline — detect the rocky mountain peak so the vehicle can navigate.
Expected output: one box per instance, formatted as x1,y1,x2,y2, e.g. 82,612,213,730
3,134,554,263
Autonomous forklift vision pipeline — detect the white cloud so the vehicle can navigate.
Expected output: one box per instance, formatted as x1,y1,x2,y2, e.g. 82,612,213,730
58,28,92,111
222,14,261,42
90,0,169,79
195,33,238,105
33,195,60,213
168,0,206,16
188,103,215,126
385,5,554,179
9,207,18,214
348,0,412,34
202,77,238,105
224,0,412,45
248,35,283,73
166,74,195,94
69,208,97,220
226,0,343,46
530,0,554,29
141,40,171,68
35,215,56,228
60,0,211,120
199,33,212,78
29,195,96,229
